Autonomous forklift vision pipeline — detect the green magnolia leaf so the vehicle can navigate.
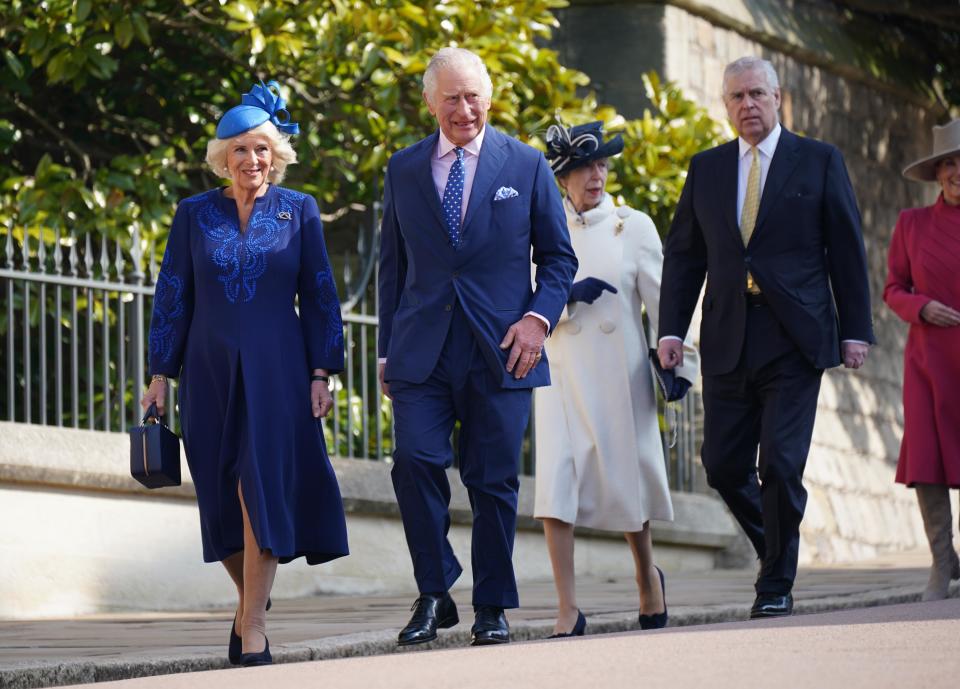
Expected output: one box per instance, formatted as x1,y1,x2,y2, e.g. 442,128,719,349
76,0,92,22
222,2,256,23
131,14,151,46
45,50,70,82
114,16,134,48
23,29,47,55
3,49,24,78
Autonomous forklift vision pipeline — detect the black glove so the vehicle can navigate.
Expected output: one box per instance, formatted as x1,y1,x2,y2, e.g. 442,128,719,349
568,277,617,305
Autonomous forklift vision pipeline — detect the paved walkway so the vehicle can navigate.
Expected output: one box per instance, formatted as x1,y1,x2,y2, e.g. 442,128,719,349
1,549,957,688
86,599,960,689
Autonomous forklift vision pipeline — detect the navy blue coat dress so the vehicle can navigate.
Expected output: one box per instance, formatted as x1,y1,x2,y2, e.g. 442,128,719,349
148,184,348,565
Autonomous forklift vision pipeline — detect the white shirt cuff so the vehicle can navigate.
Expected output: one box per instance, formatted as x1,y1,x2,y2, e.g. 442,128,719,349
658,335,683,344
524,311,551,331
841,340,869,346
378,357,387,364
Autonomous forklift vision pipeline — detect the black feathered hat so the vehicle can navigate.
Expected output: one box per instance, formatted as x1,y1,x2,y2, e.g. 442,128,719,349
545,120,624,176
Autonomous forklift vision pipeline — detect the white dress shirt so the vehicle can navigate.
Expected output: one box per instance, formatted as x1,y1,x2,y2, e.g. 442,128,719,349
432,128,483,222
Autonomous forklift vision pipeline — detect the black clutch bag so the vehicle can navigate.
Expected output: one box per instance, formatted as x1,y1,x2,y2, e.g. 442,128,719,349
129,402,181,488
648,348,691,403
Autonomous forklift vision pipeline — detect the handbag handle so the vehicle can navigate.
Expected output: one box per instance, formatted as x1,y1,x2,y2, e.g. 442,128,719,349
140,402,165,427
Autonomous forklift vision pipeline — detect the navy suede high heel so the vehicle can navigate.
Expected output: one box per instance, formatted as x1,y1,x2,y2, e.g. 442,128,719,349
547,609,587,638
638,566,668,630
228,597,272,665
240,637,272,667
228,614,242,665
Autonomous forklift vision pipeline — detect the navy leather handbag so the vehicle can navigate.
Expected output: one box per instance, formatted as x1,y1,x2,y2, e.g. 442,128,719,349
648,348,691,403
129,402,181,488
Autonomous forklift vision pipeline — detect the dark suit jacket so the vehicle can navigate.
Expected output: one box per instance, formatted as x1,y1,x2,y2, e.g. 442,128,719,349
659,128,875,376
378,125,577,388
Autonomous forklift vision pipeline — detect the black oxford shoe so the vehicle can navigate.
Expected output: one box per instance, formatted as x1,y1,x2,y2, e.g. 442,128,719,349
471,606,510,645
397,593,459,646
750,592,794,619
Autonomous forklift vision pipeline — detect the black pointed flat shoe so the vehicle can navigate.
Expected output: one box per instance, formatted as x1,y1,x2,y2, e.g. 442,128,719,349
240,637,272,667
547,609,587,638
638,565,668,630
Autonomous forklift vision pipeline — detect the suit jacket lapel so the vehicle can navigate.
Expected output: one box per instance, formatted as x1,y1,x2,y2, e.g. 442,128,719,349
462,126,507,234
753,128,801,237
413,131,447,233
719,140,740,245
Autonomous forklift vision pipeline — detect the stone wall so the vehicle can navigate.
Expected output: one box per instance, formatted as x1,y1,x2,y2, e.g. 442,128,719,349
555,0,953,564
0,422,737,619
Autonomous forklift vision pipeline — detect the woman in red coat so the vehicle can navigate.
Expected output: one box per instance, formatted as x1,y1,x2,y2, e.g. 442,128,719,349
884,118,960,600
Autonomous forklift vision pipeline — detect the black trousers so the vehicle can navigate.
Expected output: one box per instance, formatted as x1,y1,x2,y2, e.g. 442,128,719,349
701,300,823,595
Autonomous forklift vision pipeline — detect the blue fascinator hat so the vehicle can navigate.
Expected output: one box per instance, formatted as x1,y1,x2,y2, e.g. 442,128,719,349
545,120,623,176
215,80,300,139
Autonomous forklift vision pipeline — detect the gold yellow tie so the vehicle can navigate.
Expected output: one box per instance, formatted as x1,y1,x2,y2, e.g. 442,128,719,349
740,146,760,245
741,146,761,293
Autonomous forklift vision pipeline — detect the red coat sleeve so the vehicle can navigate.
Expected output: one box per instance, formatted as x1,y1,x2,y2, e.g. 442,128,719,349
883,210,930,325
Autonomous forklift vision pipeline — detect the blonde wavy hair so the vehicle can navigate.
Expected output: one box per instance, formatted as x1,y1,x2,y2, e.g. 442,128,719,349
205,121,298,183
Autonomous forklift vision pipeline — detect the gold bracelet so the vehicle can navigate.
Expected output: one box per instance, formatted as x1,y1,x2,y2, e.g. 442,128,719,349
151,374,168,384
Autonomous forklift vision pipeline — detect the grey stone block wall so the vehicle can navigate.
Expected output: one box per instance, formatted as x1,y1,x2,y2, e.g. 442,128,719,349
551,2,666,119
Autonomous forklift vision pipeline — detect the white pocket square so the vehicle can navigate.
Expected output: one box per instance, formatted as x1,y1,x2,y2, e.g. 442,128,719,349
494,186,519,201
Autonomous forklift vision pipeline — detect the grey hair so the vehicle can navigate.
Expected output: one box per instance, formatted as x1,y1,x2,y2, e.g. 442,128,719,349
205,121,297,183
722,56,780,96
422,47,493,104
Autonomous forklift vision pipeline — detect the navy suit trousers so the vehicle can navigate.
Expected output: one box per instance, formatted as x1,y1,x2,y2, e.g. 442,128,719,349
700,301,822,595
388,303,531,608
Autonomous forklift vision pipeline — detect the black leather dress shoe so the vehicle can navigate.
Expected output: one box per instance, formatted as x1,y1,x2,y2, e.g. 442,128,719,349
750,592,794,619
397,593,459,646
471,606,510,645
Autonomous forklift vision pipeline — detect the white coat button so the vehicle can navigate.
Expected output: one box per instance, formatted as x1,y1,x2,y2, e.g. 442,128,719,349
566,321,581,335
599,320,616,333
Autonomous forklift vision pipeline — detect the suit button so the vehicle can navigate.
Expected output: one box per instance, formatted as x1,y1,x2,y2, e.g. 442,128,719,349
451,271,459,278
599,320,616,333
745,256,752,264
444,304,452,311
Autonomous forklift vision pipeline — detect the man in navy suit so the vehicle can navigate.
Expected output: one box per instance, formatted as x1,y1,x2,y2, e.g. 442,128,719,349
658,57,874,618
378,47,576,646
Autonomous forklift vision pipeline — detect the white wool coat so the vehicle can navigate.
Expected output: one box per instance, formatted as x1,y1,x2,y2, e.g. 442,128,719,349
533,195,699,531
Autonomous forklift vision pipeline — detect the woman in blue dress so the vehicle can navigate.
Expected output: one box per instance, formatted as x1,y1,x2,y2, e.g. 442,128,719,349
140,81,348,667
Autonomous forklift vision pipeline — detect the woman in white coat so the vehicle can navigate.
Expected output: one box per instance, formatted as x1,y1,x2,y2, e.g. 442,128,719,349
535,121,699,637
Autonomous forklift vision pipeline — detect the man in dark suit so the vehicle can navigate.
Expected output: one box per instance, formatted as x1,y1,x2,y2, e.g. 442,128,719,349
657,56,874,618
378,47,577,645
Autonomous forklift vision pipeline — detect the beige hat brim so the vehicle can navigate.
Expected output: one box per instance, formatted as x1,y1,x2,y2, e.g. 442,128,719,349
902,147,960,182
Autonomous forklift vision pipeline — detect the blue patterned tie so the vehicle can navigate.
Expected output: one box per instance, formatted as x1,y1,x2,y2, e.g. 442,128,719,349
441,147,465,247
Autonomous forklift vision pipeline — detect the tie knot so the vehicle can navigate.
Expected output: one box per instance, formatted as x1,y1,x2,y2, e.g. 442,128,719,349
750,146,759,161
454,147,464,161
